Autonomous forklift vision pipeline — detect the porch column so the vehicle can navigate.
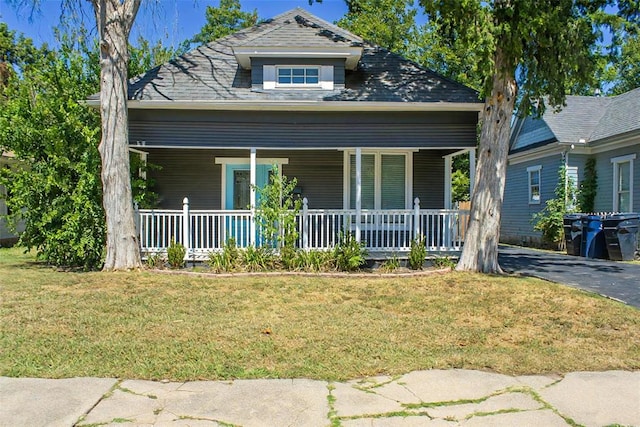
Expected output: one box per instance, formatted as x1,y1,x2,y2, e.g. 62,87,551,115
355,147,362,242
469,148,476,199
250,148,256,246
444,155,452,210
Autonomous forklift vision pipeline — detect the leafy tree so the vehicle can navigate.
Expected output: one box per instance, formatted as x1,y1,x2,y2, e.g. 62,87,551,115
189,0,258,46
337,0,418,53
416,1,608,273
0,31,105,269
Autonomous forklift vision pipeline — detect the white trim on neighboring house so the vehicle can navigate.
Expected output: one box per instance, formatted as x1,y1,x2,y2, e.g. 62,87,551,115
527,165,542,205
611,153,635,212
215,156,289,209
342,149,414,210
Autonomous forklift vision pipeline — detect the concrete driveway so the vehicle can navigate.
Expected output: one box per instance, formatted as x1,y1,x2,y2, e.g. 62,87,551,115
499,245,640,309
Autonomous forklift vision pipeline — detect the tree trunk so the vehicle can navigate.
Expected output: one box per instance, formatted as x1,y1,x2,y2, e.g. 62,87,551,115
456,47,517,273
92,0,142,270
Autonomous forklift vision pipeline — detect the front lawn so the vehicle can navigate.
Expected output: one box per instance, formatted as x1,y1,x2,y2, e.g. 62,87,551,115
1,247,638,381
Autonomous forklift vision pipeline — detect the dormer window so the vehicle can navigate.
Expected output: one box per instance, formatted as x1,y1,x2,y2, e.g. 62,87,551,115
277,66,320,86
263,65,334,90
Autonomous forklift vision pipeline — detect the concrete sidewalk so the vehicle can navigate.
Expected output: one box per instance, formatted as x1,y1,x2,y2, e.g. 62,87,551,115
1,370,638,426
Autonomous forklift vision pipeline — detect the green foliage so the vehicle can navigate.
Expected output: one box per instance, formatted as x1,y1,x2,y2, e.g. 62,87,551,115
408,235,427,270
167,239,186,269
532,165,577,249
578,158,598,213
431,255,456,270
189,0,258,47
240,245,275,272
337,0,418,54
129,152,161,209
145,253,165,269
333,231,367,272
207,238,240,273
379,254,400,273
254,165,302,252
451,169,470,203
293,250,335,272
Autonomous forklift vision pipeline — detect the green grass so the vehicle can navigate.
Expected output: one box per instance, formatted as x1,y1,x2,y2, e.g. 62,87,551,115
1,247,639,381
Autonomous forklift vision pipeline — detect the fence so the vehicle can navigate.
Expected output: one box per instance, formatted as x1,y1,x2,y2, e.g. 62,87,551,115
137,197,470,260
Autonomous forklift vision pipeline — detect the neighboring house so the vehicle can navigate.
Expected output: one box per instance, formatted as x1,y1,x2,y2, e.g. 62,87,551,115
0,151,23,246
502,87,640,246
89,8,483,258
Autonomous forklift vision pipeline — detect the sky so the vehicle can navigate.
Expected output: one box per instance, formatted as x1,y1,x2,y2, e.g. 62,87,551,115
0,0,350,48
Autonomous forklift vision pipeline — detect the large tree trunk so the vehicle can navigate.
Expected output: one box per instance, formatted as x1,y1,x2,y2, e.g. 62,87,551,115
93,0,142,270
456,47,517,273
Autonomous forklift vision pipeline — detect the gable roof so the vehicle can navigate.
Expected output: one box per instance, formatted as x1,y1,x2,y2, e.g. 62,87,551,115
511,87,640,153
115,8,480,108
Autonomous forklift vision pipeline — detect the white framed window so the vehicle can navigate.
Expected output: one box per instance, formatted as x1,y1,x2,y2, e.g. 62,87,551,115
277,66,319,86
611,154,635,212
263,65,333,90
527,165,542,204
566,166,578,209
343,150,413,210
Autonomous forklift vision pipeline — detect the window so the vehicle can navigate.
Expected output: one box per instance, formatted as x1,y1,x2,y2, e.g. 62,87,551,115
277,67,319,86
263,65,333,90
527,165,541,204
611,154,635,212
346,152,411,210
566,166,578,209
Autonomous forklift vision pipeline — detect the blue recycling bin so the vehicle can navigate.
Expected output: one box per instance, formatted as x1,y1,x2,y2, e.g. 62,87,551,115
581,215,608,259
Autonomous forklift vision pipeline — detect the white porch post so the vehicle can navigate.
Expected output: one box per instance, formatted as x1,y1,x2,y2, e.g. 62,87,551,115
444,155,452,210
182,197,190,261
355,147,362,242
469,148,476,199
250,148,256,246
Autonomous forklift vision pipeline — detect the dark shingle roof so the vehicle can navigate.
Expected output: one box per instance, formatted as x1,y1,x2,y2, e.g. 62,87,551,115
124,8,479,105
510,87,640,153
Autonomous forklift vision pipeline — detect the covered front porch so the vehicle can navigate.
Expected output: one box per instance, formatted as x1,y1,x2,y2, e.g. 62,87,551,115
135,146,474,260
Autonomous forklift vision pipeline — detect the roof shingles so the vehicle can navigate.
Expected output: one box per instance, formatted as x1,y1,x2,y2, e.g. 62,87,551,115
126,8,479,105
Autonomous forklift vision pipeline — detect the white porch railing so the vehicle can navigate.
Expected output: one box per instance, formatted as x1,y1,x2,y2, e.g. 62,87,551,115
137,197,470,260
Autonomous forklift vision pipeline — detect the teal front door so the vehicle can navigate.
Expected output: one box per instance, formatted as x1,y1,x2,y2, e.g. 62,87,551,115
224,164,273,246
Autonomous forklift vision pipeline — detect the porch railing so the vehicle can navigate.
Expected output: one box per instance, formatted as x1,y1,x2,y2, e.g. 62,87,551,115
136,197,470,260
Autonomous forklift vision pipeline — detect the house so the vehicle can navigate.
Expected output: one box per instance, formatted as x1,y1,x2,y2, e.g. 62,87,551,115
502,87,640,246
0,151,23,246
90,8,483,259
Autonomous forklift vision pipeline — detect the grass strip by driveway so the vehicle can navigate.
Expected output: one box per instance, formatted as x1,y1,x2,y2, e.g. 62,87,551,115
1,247,638,381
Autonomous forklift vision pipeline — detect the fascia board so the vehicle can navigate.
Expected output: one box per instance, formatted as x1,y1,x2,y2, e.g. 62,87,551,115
233,46,364,70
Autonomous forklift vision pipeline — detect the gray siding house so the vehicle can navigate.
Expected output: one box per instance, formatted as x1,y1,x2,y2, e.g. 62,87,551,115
91,8,483,258
502,87,640,246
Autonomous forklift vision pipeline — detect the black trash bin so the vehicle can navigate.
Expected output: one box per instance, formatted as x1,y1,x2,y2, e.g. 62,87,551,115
581,215,608,258
603,213,639,261
563,214,585,256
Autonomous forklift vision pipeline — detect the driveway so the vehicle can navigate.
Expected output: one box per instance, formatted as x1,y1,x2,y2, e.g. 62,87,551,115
498,245,640,309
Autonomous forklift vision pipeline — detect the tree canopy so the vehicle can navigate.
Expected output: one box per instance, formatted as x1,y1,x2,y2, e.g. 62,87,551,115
189,0,258,46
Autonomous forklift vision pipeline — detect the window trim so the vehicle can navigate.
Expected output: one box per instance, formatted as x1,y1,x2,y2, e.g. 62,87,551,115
611,154,635,212
343,150,414,210
263,65,334,90
216,157,288,209
276,66,320,87
527,165,542,205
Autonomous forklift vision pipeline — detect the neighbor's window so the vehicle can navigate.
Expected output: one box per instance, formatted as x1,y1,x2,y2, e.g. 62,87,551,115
277,67,320,86
611,154,635,212
527,165,542,204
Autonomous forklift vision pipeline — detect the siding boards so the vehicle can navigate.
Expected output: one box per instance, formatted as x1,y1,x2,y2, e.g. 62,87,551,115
592,145,640,212
501,155,563,244
413,150,446,208
129,110,478,150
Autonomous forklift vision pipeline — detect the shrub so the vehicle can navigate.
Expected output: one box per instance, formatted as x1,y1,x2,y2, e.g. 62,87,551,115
333,231,367,272
240,245,275,272
207,238,240,273
408,235,427,270
432,255,456,269
293,249,334,272
145,252,164,269
167,239,186,269
379,254,400,273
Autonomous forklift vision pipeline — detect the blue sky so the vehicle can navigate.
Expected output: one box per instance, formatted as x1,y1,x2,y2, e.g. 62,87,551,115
0,0,349,48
